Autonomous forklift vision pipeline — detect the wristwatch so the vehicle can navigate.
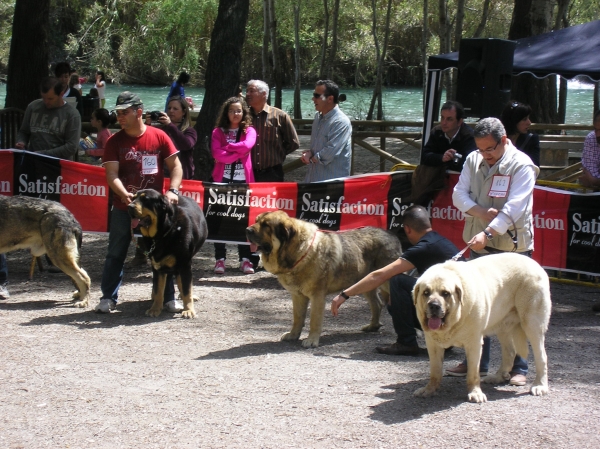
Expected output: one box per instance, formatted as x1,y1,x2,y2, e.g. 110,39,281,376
168,188,179,196
340,291,349,300
483,229,494,241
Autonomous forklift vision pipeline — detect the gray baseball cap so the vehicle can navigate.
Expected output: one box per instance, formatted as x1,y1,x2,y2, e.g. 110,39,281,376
115,91,143,110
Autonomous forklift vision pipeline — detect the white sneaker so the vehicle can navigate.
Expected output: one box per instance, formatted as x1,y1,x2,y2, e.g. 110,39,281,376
95,298,116,313
164,299,184,313
240,258,254,274
214,258,225,274
0,283,10,300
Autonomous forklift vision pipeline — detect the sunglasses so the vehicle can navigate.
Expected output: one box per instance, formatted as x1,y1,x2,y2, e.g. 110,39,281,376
313,92,327,100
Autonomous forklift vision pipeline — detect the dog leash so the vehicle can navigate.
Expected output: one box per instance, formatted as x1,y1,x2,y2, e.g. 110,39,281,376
451,243,471,261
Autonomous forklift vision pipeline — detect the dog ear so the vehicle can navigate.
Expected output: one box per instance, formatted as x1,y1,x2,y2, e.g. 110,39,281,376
274,221,296,245
412,283,421,307
454,283,462,304
160,194,174,218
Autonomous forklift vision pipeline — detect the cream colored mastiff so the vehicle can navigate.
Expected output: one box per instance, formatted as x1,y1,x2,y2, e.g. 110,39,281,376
412,253,551,403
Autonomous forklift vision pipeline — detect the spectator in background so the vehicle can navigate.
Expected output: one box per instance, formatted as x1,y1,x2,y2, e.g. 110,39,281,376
89,108,112,154
210,97,257,275
95,71,107,108
579,109,600,191
501,100,541,167
301,79,352,182
16,77,81,160
421,100,476,172
146,95,197,180
70,73,83,96
245,79,299,183
165,72,190,110
54,62,83,115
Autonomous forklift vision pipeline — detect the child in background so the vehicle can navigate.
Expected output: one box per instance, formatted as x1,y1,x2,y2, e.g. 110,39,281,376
88,108,112,158
211,97,257,275
95,71,106,108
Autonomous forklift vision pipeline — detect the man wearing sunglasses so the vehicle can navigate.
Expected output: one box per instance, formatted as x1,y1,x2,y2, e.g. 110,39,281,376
449,116,539,385
95,91,183,314
301,80,352,182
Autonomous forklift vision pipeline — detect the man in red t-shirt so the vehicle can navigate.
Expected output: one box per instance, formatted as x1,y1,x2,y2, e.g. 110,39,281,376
96,91,183,314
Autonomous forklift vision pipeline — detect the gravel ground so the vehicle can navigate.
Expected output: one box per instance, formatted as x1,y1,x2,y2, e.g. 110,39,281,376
1,138,599,448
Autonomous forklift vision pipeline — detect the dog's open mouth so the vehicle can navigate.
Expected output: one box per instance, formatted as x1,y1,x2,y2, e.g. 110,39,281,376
428,316,445,330
131,215,152,229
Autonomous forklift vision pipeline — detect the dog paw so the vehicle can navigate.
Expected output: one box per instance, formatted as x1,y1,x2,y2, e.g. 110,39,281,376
301,336,320,348
72,290,81,300
181,309,197,319
467,389,488,403
413,386,438,398
530,384,548,396
280,332,300,342
72,299,89,308
360,323,382,332
145,307,162,318
482,373,507,384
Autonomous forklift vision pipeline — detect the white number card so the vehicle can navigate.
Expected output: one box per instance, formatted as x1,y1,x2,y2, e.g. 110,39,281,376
488,175,510,198
141,155,158,175
488,175,511,198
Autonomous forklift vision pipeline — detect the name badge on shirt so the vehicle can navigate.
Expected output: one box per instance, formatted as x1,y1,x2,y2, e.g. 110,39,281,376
488,175,511,198
141,155,158,175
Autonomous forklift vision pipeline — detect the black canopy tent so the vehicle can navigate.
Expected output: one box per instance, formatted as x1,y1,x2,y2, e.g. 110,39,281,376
422,20,600,149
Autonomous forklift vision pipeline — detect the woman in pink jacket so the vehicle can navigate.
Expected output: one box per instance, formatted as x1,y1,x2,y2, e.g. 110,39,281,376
211,97,257,275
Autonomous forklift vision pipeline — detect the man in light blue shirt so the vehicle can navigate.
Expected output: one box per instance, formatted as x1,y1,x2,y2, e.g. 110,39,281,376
301,80,352,182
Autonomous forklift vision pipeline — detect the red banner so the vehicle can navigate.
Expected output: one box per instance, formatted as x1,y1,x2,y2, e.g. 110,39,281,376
2,150,600,275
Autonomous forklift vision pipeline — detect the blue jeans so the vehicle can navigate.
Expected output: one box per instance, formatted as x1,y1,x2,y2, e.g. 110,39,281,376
388,274,421,347
462,250,530,375
100,208,174,302
0,253,7,285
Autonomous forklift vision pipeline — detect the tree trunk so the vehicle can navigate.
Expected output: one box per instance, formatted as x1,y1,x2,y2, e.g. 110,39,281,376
509,0,558,124
293,4,302,119
448,0,466,100
472,0,491,38
318,0,329,79
193,0,250,181
367,0,392,120
558,77,567,123
262,0,270,83
327,0,340,80
5,0,50,109
421,0,429,88
438,0,452,100
268,0,282,108
553,0,570,30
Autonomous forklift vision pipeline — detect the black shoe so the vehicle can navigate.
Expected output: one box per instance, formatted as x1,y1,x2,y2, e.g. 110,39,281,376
593,302,600,312
375,342,420,356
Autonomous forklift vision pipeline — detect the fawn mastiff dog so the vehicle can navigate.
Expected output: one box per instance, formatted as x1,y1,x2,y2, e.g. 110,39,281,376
246,210,401,348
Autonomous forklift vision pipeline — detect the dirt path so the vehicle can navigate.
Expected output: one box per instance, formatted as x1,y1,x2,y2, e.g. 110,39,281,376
1,232,599,449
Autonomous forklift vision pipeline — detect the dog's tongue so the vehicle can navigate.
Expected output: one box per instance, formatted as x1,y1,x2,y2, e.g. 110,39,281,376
131,218,140,229
250,243,258,253
428,317,442,330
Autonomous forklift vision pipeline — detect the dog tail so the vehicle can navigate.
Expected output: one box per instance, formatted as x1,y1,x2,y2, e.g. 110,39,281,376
513,325,529,359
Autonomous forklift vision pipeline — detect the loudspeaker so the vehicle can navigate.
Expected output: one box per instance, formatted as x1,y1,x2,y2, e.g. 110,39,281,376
456,38,517,119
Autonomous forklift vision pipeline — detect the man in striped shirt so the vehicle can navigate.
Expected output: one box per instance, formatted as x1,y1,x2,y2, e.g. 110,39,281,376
245,80,299,182
301,80,352,182
580,109,600,191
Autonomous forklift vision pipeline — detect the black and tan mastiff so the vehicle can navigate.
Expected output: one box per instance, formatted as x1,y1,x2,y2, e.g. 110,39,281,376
128,189,208,318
